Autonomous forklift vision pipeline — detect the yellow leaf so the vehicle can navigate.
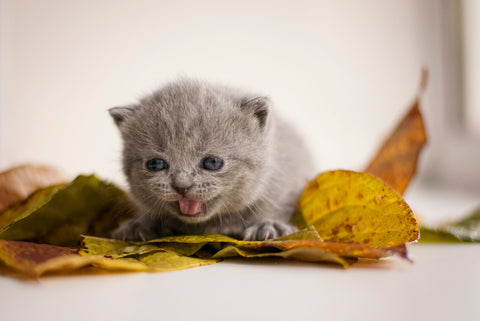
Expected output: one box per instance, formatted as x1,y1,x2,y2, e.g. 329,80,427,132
138,251,217,272
82,235,207,258
298,170,419,248
213,245,353,268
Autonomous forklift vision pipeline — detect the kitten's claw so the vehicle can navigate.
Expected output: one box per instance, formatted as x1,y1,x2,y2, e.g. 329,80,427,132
112,219,157,241
243,220,297,241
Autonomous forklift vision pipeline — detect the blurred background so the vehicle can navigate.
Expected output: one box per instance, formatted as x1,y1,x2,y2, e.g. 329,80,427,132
0,0,479,205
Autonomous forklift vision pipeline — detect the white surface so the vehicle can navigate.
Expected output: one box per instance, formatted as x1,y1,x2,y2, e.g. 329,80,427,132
1,184,480,321
1,245,479,321
406,180,480,225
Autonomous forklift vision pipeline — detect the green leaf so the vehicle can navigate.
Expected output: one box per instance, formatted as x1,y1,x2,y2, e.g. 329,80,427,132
81,235,218,270
137,251,218,272
0,175,134,247
82,235,207,258
419,207,480,243
418,227,464,243
82,226,407,270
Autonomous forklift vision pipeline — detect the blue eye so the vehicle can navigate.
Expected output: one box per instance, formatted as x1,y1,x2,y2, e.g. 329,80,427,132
202,157,224,171
146,158,168,171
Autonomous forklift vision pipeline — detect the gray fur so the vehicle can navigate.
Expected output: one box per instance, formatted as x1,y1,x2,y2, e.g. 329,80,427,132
109,78,314,241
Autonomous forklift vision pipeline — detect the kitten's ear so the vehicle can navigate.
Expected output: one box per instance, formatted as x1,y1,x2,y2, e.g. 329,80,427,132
240,96,270,130
108,105,138,127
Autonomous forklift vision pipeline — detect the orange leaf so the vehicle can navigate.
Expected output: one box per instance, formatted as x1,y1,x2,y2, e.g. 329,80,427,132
0,165,65,213
364,70,428,195
0,239,152,278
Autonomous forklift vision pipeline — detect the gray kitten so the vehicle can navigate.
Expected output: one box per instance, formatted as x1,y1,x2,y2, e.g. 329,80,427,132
109,78,314,241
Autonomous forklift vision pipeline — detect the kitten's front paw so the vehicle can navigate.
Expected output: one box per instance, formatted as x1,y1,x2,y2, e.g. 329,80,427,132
112,219,158,241
243,220,298,241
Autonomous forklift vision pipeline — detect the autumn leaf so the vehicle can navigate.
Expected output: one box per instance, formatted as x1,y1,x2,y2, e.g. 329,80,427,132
137,251,217,271
81,229,322,260
0,239,78,277
212,238,408,268
0,238,217,278
213,246,354,267
0,224,411,278
293,73,426,250
81,235,219,272
82,235,208,258
0,165,66,213
0,239,154,278
82,226,407,269
298,170,419,248
0,72,430,278
364,70,428,195
0,175,134,247
0,171,420,277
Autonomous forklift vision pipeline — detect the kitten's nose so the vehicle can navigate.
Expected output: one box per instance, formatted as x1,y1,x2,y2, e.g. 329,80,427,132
172,184,192,196
171,172,193,196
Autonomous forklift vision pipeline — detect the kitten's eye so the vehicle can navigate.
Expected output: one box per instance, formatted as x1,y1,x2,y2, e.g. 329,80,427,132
146,158,168,171
202,157,224,171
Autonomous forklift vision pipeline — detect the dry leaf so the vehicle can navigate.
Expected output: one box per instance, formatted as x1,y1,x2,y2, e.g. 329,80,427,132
0,72,430,277
213,246,353,267
0,239,151,278
82,235,207,258
136,251,217,272
0,239,78,277
0,175,133,247
212,239,408,268
0,170,419,278
82,226,408,270
298,170,419,248
0,239,217,278
364,71,428,195
0,165,65,213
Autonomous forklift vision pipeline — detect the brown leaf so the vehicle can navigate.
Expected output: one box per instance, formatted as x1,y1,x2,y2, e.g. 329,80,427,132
0,239,144,278
0,165,66,213
364,70,428,194
247,240,408,260
213,245,353,268
213,240,408,268
0,239,78,277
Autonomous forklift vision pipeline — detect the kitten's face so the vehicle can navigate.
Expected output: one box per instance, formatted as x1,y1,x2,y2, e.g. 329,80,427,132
110,80,271,223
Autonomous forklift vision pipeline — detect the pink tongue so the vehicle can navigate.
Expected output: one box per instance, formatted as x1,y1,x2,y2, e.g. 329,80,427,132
179,198,202,216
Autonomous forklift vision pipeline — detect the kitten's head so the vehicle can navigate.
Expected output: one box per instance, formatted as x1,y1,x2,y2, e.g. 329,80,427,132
109,79,273,224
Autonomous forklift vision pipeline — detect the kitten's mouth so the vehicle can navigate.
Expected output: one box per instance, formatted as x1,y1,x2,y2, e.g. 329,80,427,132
178,198,205,216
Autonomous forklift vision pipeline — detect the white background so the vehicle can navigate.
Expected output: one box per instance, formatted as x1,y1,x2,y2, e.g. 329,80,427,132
0,0,464,189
